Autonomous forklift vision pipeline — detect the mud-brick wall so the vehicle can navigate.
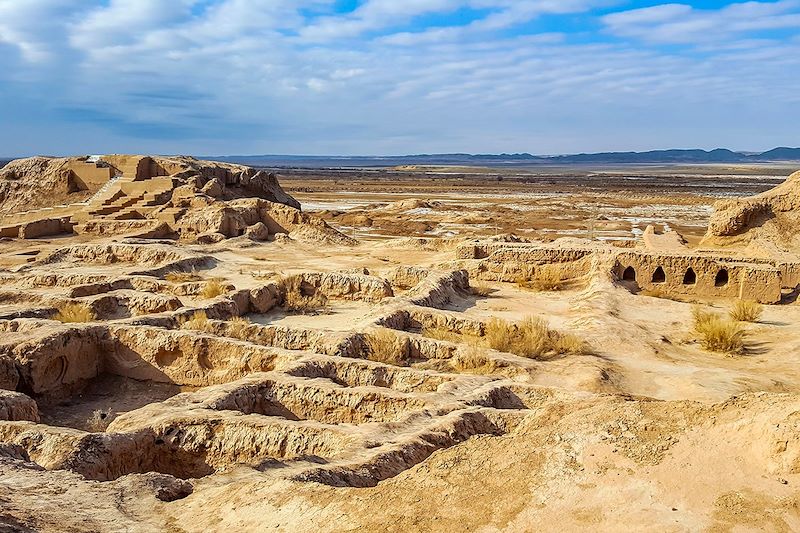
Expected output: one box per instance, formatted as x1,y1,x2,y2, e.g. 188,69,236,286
739,267,782,303
66,161,114,189
456,242,594,262
614,252,782,303
777,262,800,289
18,218,72,239
456,244,480,260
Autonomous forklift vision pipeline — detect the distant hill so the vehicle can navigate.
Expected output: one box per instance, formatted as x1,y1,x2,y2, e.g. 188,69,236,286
3,149,797,170
549,148,748,164
205,147,800,167
757,147,800,160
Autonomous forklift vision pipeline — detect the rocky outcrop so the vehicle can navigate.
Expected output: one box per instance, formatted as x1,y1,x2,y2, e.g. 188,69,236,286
98,155,300,209
18,218,73,239
104,326,288,387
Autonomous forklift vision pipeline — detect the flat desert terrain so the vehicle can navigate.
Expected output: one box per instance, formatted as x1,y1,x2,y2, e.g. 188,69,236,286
1,156,799,532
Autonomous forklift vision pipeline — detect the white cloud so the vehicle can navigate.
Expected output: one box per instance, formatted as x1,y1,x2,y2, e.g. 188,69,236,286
0,1,798,155
0,0,89,62
604,0,800,44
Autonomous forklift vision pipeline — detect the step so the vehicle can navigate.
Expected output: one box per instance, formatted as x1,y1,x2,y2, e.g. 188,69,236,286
154,207,186,224
110,207,146,220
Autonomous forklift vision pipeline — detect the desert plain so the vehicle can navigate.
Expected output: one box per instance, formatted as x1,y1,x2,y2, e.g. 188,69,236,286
0,155,799,532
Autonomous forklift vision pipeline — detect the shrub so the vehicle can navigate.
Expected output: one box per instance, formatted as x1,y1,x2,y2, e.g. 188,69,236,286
365,328,410,366
692,307,745,354
54,302,95,323
165,270,202,283
281,275,329,314
200,279,228,299
470,281,494,297
729,300,763,323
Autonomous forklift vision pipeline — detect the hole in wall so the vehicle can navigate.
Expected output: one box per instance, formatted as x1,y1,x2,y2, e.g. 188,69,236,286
652,266,666,284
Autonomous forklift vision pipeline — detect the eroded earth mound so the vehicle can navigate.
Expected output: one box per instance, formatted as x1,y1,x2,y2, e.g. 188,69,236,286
703,170,800,254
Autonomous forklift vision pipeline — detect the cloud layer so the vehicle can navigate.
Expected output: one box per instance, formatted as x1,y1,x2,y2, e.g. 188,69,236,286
0,0,798,155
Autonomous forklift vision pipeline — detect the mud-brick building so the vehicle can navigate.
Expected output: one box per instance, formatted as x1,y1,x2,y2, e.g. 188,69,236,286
456,241,799,304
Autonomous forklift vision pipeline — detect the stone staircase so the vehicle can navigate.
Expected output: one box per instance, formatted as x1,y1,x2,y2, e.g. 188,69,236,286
72,160,178,224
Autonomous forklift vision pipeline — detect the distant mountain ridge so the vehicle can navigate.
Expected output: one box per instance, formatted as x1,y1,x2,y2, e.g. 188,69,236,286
206,147,800,167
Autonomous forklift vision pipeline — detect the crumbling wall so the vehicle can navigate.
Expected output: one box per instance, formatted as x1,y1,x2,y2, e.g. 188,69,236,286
18,218,72,239
613,251,782,303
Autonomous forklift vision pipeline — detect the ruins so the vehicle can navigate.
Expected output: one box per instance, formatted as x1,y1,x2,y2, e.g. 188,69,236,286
0,158,799,531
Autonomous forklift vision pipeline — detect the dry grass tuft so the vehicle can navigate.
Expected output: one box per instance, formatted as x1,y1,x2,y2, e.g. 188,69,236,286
551,332,586,355
516,266,564,292
165,270,202,283
281,275,329,314
729,300,763,323
484,316,587,359
54,302,95,323
484,317,516,353
451,345,504,374
365,328,410,366
180,310,214,333
692,307,746,354
470,281,495,297
251,270,281,281
200,279,228,299
531,266,564,291
226,316,252,340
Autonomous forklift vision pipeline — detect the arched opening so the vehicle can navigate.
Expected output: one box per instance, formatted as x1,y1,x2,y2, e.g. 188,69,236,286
652,266,666,284
622,266,636,281
683,267,697,285
715,269,729,287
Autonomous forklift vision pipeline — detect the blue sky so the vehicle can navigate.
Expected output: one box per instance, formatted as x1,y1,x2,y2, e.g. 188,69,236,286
0,0,798,156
